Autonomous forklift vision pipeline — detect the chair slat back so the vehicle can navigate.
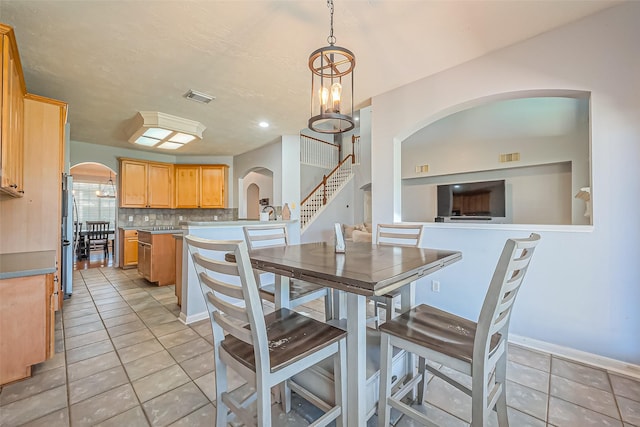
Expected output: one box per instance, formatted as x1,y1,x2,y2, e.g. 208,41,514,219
185,236,268,353
86,221,109,241
376,223,424,247
475,233,541,355
243,224,288,250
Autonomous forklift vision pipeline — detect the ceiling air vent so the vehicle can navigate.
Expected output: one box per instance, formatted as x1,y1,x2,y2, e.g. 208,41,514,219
185,89,215,104
415,164,429,173
499,152,521,163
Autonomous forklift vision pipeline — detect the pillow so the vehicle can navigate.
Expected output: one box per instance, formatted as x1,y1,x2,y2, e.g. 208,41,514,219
352,229,372,243
343,224,357,239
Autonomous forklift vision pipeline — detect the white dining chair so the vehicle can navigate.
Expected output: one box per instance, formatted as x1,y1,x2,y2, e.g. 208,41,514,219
243,224,333,320
185,235,346,427
377,233,541,427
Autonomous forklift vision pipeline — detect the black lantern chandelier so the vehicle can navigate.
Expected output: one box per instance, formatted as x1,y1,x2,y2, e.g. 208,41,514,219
308,0,355,134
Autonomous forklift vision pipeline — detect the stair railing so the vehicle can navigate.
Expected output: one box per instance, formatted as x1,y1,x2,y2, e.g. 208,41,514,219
300,134,341,169
300,154,354,228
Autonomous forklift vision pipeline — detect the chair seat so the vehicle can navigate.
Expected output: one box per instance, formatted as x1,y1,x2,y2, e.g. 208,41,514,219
221,308,346,373
259,280,326,302
379,304,500,365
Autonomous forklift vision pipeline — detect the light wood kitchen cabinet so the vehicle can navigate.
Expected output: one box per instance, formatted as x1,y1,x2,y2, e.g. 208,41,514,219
137,231,176,286
119,158,173,208
0,273,55,385
175,164,227,208
174,165,199,208
0,24,26,198
119,229,139,269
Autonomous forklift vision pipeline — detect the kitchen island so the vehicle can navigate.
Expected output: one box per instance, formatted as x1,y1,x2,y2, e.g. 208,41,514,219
177,220,300,324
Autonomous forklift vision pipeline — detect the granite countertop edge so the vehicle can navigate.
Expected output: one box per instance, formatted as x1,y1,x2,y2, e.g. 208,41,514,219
180,219,298,227
0,250,57,280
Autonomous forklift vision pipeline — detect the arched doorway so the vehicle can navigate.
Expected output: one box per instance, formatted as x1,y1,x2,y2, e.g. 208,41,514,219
238,167,274,219
70,162,117,268
247,183,260,219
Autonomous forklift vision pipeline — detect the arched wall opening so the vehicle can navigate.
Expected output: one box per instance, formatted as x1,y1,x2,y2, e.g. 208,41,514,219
237,167,274,219
70,162,118,266
396,90,591,226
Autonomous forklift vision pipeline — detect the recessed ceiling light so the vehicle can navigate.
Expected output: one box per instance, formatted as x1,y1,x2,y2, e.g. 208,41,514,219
259,121,269,128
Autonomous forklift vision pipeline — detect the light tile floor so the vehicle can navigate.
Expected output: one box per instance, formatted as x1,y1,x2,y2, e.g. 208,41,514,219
1,266,639,426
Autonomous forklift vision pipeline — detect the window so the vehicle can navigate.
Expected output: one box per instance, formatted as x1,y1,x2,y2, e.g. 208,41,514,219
73,181,116,225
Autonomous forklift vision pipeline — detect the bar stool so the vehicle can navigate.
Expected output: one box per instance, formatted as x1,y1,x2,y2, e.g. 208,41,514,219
377,233,540,426
185,236,347,427
243,224,333,320
371,223,424,326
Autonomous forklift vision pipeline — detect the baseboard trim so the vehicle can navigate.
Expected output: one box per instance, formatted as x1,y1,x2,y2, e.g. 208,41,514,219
510,334,640,380
178,311,209,325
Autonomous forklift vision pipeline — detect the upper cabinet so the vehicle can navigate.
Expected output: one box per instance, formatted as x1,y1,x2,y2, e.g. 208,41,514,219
175,165,227,208
119,158,173,208
0,24,26,198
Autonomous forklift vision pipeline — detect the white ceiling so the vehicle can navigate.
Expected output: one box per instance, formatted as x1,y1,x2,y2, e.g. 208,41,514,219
0,0,618,156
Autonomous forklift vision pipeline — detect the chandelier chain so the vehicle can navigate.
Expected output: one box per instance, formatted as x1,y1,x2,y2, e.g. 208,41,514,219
327,0,336,45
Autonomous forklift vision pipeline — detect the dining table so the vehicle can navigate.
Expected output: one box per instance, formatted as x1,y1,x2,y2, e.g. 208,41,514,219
241,240,462,426
76,229,115,259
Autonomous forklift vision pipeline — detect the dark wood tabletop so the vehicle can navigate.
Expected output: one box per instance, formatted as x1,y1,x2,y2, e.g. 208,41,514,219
236,241,462,296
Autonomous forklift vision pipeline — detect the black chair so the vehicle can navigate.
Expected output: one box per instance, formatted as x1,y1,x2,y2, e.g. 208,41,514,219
85,221,110,258
74,221,87,260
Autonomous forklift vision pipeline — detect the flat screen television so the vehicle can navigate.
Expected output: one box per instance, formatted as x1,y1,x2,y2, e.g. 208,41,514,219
437,179,506,220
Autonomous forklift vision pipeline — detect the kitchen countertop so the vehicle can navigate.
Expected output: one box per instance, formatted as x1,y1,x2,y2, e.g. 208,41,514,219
119,226,184,235
137,228,184,235
179,220,297,227
0,250,57,280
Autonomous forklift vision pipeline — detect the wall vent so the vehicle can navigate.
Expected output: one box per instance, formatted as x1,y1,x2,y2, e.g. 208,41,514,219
415,164,429,173
185,89,215,104
499,152,521,163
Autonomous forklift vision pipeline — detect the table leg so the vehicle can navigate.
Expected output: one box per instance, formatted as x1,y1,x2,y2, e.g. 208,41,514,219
400,281,416,399
274,274,290,309
347,292,367,426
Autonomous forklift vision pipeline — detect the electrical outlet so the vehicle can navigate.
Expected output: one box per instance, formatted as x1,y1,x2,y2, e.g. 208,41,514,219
128,216,133,222
431,280,440,292
214,215,219,221
144,216,149,222
179,216,183,221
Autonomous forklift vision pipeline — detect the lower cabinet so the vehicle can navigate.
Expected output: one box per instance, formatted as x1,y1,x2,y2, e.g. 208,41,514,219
119,229,139,269
0,273,54,385
137,231,176,286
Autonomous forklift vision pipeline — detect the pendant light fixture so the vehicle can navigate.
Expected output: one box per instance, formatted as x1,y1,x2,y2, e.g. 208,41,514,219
96,172,116,199
308,0,355,134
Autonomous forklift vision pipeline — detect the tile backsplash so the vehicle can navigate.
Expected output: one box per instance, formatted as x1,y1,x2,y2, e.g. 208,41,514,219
118,208,237,228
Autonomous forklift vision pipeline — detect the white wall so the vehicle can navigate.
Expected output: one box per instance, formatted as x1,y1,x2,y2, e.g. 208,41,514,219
234,139,282,207
402,163,573,225
301,179,356,243
281,135,301,220
240,171,273,219
371,3,640,364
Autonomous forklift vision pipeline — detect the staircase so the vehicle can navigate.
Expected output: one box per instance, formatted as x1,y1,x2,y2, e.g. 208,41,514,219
299,134,360,230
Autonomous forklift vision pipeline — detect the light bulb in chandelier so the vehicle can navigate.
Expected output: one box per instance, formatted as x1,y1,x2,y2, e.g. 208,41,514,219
320,87,330,111
330,82,342,113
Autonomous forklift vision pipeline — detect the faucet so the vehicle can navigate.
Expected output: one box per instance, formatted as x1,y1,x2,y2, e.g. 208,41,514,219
261,205,276,220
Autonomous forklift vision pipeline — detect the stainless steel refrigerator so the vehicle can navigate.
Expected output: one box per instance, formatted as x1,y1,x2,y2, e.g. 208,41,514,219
61,173,73,298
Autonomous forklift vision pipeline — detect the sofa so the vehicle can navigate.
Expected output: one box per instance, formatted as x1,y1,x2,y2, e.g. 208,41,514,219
343,223,373,243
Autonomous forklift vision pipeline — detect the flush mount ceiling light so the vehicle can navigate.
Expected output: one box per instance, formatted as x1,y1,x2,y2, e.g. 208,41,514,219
127,111,206,150
308,0,355,134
